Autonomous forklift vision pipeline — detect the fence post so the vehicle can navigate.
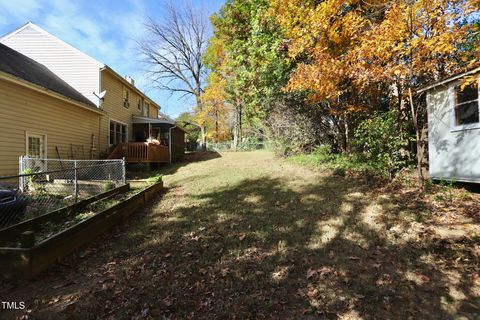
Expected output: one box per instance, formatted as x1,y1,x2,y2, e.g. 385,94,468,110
122,157,126,184
74,160,79,202
19,156,24,191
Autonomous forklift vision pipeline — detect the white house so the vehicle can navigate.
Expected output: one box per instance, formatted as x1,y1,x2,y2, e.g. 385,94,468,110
0,22,104,106
419,67,480,182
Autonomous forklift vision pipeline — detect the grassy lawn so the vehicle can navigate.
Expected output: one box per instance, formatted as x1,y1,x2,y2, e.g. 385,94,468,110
1,151,479,319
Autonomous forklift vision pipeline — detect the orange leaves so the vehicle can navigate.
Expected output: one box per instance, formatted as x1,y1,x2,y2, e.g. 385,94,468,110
269,0,379,109
354,0,476,86
269,0,478,111
286,52,345,103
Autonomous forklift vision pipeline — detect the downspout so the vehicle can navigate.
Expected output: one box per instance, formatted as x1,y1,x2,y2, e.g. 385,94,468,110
169,125,177,164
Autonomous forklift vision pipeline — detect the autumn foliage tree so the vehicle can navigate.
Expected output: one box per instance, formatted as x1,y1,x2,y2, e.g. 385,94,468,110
203,0,479,181
268,0,479,183
206,0,292,148
197,72,231,143
354,0,479,184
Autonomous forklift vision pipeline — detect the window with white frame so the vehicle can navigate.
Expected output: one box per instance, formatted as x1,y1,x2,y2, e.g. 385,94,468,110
454,80,479,126
26,133,45,158
123,87,130,108
144,101,150,117
109,120,127,145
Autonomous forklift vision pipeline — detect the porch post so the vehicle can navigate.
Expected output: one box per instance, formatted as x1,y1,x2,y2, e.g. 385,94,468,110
169,125,177,164
148,123,152,140
168,128,172,164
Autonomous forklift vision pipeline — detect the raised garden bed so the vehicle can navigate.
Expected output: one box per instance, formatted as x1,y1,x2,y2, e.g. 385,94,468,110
0,181,163,279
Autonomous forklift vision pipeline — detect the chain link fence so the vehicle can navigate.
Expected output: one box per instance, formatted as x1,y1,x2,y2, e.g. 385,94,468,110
206,140,274,152
0,157,126,229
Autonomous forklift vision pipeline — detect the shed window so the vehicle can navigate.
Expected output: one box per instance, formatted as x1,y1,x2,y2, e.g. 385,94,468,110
454,81,479,126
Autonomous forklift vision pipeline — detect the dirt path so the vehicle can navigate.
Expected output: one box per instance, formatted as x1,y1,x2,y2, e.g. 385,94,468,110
1,151,479,319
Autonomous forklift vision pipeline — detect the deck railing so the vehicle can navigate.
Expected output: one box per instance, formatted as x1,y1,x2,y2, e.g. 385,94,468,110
108,142,169,163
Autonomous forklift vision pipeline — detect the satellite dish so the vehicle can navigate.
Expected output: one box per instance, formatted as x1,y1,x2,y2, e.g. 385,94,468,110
93,90,107,100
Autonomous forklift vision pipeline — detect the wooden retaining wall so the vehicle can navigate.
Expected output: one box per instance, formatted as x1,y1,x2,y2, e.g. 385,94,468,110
0,184,130,244
0,181,163,279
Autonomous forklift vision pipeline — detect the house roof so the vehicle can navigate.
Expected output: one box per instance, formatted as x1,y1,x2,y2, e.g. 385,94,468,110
417,66,480,94
133,116,175,125
0,22,104,68
0,22,173,118
0,43,98,110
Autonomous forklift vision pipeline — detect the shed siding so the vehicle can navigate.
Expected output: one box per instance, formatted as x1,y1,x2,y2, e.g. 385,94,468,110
428,84,480,182
1,24,102,106
0,79,101,176
171,128,185,162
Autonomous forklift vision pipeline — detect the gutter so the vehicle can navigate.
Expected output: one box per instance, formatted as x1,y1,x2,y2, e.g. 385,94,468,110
417,66,480,94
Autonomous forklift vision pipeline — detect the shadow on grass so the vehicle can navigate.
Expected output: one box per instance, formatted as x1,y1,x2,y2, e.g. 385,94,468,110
2,173,478,319
82,175,478,319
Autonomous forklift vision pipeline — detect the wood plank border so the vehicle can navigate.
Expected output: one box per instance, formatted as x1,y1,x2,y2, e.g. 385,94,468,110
0,181,163,279
0,184,130,244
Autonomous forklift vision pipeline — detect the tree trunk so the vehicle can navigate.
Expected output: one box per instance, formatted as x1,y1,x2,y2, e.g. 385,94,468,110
408,88,427,187
215,108,219,143
196,96,206,150
344,114,349,152
233,103,242,150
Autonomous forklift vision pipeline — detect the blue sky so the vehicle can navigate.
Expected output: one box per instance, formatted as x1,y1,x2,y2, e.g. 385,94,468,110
0,0,225,118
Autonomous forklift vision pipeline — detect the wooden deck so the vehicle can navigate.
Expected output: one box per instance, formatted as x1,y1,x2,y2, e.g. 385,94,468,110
108,142,169,163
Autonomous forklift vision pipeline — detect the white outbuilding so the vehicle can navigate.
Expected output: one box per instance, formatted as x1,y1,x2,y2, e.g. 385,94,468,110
419,67,480,182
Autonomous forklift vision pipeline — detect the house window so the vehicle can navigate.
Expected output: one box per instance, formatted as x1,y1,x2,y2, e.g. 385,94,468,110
26,133,46,158
109,120,127,145
137,98,142,112
144,102,150,117
454,80,479,126
123,87,130,108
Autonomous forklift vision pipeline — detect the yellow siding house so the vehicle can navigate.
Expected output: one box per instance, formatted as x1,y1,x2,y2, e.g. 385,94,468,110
0,22,185,171
0,43,103,176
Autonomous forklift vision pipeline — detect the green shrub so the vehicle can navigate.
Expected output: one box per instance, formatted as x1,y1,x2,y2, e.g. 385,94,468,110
352,109,411,178
289,144,380,177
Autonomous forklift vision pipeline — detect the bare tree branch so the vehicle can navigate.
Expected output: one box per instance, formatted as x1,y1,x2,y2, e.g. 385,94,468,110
138,1,209,105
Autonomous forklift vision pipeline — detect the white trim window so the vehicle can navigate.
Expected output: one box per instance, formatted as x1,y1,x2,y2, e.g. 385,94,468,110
144,101,150,118
26,133,46,158
123,87,130,109
109,120,128,146
452,80,479,130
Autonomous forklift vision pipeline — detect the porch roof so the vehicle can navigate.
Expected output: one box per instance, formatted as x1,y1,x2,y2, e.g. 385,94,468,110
132,116,175,125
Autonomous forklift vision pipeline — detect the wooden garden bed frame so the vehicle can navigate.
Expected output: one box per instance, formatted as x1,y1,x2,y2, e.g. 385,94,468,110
0,181,163,279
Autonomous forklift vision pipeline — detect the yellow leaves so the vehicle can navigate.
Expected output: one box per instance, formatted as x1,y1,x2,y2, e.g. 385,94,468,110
460,76,478,91
196,71,231,142
268,0,478,114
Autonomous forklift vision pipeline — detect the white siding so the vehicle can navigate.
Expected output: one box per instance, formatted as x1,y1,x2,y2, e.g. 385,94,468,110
428,81,480,182
1,23,103,106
